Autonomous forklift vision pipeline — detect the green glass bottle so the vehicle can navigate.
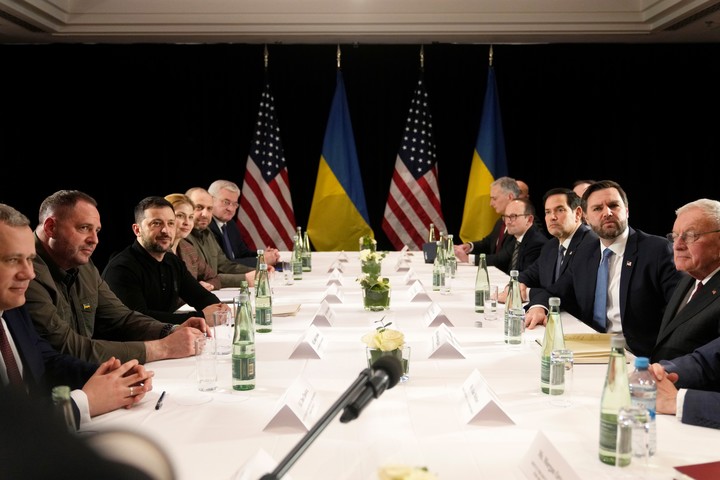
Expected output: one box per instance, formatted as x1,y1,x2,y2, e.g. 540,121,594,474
445,234,457,278
232,293,256,391
474,253,490,313
432,240,446,291
254,263,273,333
504,270,523,344
255,249,265,272
599,335,631,466
540,297,566,394
51,385,77,433
302,229,312,272
291,234,303,280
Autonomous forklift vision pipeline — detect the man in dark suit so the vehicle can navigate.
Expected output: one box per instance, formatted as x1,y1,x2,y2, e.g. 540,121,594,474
545,180,684,358
455,176,520,264
0,203,153,428
490,198,547,274
651,198,720,362
518,188,597,328
651,335,720,429
208,179,280,268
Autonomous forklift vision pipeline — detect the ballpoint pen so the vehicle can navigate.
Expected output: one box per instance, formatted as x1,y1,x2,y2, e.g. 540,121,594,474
155,391,166,410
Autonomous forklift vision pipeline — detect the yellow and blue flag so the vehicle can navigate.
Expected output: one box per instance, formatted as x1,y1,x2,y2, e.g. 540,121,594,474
308,70,372,251
459,65,508,243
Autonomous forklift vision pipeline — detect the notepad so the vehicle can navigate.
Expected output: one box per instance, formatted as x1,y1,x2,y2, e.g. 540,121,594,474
535,333,629,364
273,304,301,317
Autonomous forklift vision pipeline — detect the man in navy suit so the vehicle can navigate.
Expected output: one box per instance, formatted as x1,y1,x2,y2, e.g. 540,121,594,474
518,188,597,328
490,198,547,274
651,198,720,362
651,335,720,429
0,203,152,429
545,180,684,358
208,179,280,268
455,176,520,265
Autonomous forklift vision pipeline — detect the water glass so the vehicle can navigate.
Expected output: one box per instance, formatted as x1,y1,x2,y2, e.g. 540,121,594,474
616,405,652,466
282,260,294,285
507,310,525,346
549,349,574,406
195,335,217,392
483,285,499,321
440,265,452,295
211,310,232,355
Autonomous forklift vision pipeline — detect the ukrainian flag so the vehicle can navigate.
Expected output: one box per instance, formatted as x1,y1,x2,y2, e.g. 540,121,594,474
308,70,373,251
459,65,508,243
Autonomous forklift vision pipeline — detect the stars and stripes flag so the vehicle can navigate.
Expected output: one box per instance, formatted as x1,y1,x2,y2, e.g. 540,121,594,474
382,74,446,250
238,79,296,251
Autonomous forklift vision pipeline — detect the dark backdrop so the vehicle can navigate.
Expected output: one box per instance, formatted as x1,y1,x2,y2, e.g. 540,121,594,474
1,43,717,271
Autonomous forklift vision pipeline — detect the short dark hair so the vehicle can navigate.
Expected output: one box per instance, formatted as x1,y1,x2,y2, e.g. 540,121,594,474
542,188,581,210
38,190,97,224
582,180,628,211
134,196,174,224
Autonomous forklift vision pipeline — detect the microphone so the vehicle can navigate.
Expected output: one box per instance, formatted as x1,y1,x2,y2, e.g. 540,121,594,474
339,354,403,423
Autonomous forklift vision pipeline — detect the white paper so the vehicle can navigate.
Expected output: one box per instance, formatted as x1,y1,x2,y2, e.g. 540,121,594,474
327,261,344,273
429,323,465,358
394,257,410,272
407,280,431,302
310,300,335,327
289,325,326,359
402,269,419,285
519,431,581,480
263,377,318,432
424,302,453,327
326,269,344,286
321,284,344,304
460,369,514,425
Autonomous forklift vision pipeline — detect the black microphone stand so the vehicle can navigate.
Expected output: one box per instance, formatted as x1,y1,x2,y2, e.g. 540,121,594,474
259,368,372,480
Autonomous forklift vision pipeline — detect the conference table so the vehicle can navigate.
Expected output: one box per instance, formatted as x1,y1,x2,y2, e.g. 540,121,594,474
88,251,719,480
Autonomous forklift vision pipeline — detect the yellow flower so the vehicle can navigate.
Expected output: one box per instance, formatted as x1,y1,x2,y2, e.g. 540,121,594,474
362,327,404,351
378,465,437,480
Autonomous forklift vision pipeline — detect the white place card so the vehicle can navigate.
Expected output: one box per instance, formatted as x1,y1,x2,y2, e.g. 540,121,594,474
407,280,432,302
424,302,453,327
326,269,344,286
460,369,514,426
337,251,349,263
429,323,465,358
394,256,410,272
230,449,295,480
321,284,344,304
327,261,344,273
402,269,419,285
263,377,318,432
289,324,326,359
310,300,336,327
519,432,581,480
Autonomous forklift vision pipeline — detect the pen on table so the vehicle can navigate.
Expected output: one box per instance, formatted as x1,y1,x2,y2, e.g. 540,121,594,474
155,391,166,410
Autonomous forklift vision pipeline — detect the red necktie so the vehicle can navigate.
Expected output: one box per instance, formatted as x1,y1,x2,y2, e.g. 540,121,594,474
495,222,506,252
0,322,23,386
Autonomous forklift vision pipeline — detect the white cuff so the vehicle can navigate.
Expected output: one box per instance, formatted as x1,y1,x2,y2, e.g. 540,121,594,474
70,389,92,429
676,388,687,422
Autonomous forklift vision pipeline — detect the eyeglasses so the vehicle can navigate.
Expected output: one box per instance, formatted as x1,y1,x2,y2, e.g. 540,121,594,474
220,199,239,209
502,213,529,222
666,229,720,244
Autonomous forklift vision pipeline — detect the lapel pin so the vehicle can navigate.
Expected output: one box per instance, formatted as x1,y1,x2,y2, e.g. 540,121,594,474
626,261,632,267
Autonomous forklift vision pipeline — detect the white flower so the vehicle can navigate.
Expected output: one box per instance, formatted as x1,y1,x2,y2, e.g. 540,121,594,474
378,465,437,480
361,327,404,351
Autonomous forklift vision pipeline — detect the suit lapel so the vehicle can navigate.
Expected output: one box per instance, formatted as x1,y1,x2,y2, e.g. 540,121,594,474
658,275,720,342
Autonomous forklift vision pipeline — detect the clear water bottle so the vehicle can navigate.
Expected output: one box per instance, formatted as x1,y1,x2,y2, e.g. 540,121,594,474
445,234,457,278
232,293,256,390
254,263,273,333
598,335,631,466
474,253,490,313
628,356,657,457
504,270,523,344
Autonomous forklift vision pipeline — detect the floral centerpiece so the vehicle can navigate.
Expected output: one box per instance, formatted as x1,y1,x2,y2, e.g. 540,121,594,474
362,317,410,382
358,250,390,311
359,234,377,252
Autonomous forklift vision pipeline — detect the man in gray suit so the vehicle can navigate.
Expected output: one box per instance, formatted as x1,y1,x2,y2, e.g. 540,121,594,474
651,198,720,362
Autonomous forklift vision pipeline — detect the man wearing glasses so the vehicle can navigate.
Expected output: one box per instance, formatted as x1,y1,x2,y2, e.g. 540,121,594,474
651,198,720,362
490,198,547,275
544,180,684,358
207,179,280,268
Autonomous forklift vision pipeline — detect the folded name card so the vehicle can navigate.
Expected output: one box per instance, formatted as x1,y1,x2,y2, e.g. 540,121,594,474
327,261,344,273
520,432,581,480
337,251,349,263
321,284,344,304
424,302,453,327
394,257,410,272
230,449,295,480
407,280,431,302
264,377,318,433
429,323,465,358
326,269,344,286
460,369,514,426
402,269,419,285
310,300,336,326
289,324,326,359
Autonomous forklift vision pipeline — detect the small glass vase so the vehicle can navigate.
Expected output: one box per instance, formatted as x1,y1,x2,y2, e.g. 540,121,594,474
359,236,377,252
366,346,411,383
362,286,391,311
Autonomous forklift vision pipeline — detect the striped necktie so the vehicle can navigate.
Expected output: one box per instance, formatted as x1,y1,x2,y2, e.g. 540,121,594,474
554,245,566,281
0,321,23,386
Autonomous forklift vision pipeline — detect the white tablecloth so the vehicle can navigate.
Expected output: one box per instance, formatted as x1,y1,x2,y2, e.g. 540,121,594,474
87,251,719,480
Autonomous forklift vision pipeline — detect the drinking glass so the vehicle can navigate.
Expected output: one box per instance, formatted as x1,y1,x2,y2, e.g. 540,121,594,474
549,349,574,407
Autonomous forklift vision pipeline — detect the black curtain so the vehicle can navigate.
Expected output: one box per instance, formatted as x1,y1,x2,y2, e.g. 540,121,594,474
1,43,717,270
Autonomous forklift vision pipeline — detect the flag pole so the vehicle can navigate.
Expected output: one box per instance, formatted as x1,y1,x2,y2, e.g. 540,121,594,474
489,44,493,67
420,45,424,71
336,44,341,69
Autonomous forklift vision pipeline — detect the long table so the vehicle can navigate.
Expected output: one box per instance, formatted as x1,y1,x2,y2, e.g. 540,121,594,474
88,251,719,480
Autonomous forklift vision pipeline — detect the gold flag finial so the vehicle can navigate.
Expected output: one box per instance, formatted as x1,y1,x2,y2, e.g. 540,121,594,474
489,45,494,67
264,44,269,69
420,45,425,71
337,44,341,69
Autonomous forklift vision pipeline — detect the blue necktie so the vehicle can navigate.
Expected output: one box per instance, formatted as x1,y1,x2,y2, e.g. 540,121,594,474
554,245,566,281
221,224,235,259
593,248,613,329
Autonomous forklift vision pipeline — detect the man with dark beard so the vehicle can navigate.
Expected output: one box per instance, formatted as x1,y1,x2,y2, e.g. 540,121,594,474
102,196,228,325
544,180,684,358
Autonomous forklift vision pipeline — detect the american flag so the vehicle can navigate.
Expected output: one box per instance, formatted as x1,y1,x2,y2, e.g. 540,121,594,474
238,80,296,251
382,75,446,250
